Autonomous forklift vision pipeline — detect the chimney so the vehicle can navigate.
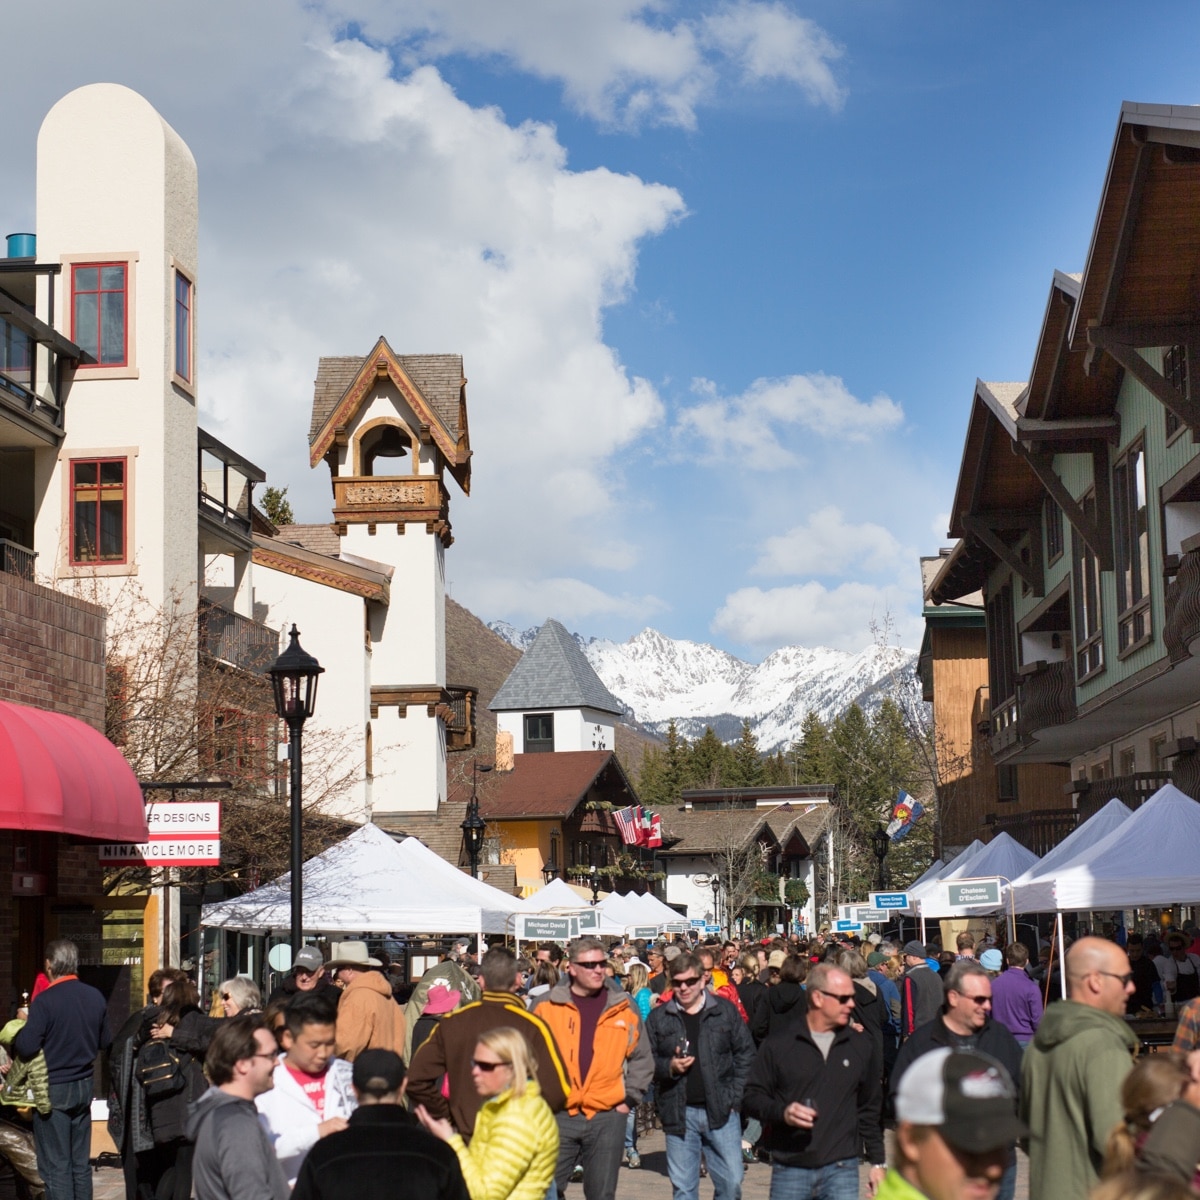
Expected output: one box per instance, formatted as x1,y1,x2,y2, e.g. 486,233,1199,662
495,730,514,772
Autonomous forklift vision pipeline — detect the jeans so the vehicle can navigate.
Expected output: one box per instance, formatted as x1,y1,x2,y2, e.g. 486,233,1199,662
554,1109,626,1200
35,1078,94,1200
624,1109,637,1154
768,1159,860,1200
665,1106,743,1200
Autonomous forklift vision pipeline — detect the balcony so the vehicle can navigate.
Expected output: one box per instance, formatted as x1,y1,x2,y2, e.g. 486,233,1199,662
1017,660,1076,734
1165,543,1200,663
990,692,1019,754
199,599,279,674
443,684,478,751
1068,772,1172,821
990,808,1079,856
0,539,36,579
332,475,451,543
198,429,266,555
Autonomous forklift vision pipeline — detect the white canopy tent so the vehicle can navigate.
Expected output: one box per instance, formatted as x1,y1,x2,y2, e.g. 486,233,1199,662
903,840,986,913
514,878,593,913
1007,798,1132,913
200,822,523,937
914,832,1040,919
908,858,945,890
1046,784,1200,911
625,891,687,927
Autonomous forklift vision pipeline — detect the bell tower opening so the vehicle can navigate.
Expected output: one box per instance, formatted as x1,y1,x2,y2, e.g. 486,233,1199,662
361,422,412,476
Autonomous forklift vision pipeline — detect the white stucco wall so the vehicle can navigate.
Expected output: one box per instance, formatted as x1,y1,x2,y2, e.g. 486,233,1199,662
34,83,199,620
495,707,615,753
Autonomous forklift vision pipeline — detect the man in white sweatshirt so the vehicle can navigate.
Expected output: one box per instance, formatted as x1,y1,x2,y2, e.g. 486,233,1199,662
255,994,357,1186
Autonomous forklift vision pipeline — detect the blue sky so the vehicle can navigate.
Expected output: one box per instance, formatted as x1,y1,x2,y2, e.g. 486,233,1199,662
6,2,1200,656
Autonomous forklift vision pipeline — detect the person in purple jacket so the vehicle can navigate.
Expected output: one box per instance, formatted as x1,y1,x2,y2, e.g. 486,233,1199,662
989,943,1043,1046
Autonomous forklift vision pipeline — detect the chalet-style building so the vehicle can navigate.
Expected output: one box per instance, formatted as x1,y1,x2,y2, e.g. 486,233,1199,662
480,619,645,894
658,787,831,932
928,101,1200,852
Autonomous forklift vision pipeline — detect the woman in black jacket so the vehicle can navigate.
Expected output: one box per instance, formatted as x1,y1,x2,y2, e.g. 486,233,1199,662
767,955,809,1036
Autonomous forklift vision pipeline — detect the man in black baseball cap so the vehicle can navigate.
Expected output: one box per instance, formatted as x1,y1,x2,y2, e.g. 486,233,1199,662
291,1050,467,1200
875,1048,1025,1200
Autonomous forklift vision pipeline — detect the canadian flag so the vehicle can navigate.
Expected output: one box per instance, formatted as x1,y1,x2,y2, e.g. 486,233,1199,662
646,813,663,848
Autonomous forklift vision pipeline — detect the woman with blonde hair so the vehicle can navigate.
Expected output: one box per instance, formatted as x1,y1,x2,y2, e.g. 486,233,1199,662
417,1026,558,1200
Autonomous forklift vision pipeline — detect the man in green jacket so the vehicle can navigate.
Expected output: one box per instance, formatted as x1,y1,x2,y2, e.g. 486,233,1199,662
1020,936,1138,1200
875,1047,1024,1200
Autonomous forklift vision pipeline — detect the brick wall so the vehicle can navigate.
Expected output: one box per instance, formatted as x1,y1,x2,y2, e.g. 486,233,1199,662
0,573,105,730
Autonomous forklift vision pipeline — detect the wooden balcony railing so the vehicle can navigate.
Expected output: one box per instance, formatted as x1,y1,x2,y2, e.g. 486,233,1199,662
1165,544,1200,663
1069,772,1172,821
1018,659,1076,735
443,684,478,751
198,599,279,674
990,808,1079,856
332,475,451,543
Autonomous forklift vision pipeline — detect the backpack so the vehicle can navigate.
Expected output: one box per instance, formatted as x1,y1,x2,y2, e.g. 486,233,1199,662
134,1040,186,1098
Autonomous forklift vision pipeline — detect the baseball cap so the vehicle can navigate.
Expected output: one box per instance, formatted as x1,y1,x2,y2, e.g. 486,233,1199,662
979,949,1004,972
867,951,885,968
293,947,324,973
902,940,927,958
352,1049,406,1096
895,1048,1026,1152
767,950,787,969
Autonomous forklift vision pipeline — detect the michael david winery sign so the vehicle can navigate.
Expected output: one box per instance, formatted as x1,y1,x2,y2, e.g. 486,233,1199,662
100,801,221,867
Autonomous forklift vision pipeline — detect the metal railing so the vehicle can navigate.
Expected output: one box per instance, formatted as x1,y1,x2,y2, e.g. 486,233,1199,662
991,808,1079,856
0,539,37,579
198,599,278,674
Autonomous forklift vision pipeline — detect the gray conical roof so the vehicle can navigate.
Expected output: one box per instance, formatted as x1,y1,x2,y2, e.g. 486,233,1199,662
490,620,624,716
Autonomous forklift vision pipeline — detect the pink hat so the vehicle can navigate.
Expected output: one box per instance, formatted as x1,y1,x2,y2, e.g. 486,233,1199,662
423,982,461,1015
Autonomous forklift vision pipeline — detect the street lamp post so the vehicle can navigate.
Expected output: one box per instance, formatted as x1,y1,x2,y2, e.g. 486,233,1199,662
267,625,324,964
541,860,559,886
588,864,601,905
710,875,721,934
870,825,890,891
461,760,493,879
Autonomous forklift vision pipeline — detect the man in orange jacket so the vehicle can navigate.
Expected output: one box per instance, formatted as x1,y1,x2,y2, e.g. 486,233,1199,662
533,937,653,1200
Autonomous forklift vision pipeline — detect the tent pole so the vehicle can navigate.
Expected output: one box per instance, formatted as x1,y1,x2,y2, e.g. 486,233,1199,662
1057,912,1067,1000
920,912,926,945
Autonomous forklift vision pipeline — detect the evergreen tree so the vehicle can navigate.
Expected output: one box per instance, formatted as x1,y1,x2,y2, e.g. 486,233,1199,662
687,726,731,788
260,485,294,526
662,720,687,803
793,710,833,784
729,718,765,787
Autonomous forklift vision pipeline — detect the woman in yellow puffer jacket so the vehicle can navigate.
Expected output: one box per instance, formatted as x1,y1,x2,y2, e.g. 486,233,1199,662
416,1025,559,1200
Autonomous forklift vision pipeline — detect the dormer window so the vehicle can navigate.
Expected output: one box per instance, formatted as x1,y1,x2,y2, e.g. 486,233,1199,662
524,713,554,753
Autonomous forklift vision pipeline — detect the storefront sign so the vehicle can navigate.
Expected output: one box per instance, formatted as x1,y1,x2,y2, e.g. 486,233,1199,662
145,802,221,833
942,878,1002,907
517,915,578,941
869,891,910,909
100,838,221,866
629,925,661,939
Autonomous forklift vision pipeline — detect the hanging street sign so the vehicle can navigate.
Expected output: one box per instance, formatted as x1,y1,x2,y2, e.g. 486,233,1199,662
869,891,910,910
100,838,221,866
575,909,599,931
517,915,579,941
835,919,864,933
145,802,221,834
690,919,707,928
629,925,661,940
942,878,1002,908
851,906,891,925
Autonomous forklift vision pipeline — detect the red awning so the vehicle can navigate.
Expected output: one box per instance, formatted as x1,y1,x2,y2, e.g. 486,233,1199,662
0,700,148,842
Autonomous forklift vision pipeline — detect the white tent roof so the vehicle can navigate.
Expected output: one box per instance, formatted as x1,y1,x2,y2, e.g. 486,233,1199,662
1008,798,1132,912
200,822,523,935
1047,784,1200,911
595,891,644,931
905,840,986,911
915,833,1040,917
515,878,593,913
624,891,686,926
908,858,945,890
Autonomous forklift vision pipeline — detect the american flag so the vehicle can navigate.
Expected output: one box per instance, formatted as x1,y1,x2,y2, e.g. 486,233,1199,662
613,805,642,846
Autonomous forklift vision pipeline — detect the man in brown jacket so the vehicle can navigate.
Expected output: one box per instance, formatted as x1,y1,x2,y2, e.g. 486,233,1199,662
328,943,405,1062
406,947,569,1135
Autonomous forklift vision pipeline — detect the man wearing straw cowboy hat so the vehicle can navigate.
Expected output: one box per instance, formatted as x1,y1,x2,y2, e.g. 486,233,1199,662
327,942,406,1063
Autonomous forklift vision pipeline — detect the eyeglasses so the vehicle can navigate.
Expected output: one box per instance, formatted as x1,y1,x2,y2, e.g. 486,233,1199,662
572,959,607,970
672,975,703,987
955,993,992,1005
471,1058,511,1072
1096,970,1135,986
250,1051,280,1062
812,989,855,1004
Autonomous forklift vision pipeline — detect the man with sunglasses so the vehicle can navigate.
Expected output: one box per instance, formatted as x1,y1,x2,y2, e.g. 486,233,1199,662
531,937,652,1200
890,962,1023,1200
1020,936,1137,1200
645,952,755,1200
743,962,886,1200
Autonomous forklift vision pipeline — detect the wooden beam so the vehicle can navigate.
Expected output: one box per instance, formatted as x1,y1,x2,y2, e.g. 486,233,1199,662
962,515,1043,596
1012,442,1114,571
1016,416,1121,444
967,409,995,518
1089,329,1200,433
1039,293,1073,419
1091,321,1200,349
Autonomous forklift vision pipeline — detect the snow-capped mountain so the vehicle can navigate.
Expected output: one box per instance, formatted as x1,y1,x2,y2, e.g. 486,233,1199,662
487,622,920,752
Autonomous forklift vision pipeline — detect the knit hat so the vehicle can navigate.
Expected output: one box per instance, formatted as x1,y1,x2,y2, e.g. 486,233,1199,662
979,949,1004,972
902,940,927,958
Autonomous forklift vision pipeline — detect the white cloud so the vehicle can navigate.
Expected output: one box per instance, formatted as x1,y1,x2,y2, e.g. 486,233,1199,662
322,0,845,130
712,581,922,653
931,512,952,540
674,373,904,467
465,576,668,626
752,506,909,577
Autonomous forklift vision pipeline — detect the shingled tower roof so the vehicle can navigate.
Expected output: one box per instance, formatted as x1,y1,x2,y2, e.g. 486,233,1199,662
490,619,624,716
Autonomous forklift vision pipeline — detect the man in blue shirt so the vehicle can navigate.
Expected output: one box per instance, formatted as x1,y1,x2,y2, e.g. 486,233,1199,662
13,940,111,1200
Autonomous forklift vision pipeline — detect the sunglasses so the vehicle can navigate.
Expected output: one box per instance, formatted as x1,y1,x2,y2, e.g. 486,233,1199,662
572,959,607,970
1097,970,1135,986
221,993,233,1001
813,989,855,1004
471,1058,511,1072
955,993,991,1005
672,975,703,987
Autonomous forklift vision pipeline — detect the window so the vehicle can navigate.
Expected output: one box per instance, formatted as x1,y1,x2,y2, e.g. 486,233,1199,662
996,765,1017,803
72,264,127,366
1113,440,1150,654
524,712,554,753
1150,734,1169,773
1165,344,1188,441
986,583,1017,708
1118,748,1136,776
174,271,192,382
1045,497,1064,564
70,457,127,563
1072,492,1104,681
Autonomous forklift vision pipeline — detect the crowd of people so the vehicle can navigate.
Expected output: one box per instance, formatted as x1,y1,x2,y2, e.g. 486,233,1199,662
2,923,1200,1200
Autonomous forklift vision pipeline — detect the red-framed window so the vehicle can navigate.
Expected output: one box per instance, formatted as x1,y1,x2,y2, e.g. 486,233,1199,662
70,457,127,563
174,271,192,381
72,263,127,366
